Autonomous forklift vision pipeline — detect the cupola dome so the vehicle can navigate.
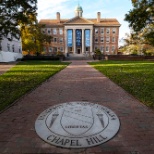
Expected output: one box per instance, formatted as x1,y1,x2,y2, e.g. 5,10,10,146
74,4,83,17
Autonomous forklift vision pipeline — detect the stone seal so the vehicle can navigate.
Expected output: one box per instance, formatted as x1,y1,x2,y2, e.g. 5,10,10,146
35,102,120,148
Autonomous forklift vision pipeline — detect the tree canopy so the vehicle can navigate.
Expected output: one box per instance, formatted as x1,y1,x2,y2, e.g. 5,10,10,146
125,0,154,46
0,0,37,40
21,23,52,55
125,0,154,31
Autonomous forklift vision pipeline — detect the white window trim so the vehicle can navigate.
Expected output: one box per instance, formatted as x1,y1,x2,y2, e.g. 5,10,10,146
106,46,109,52
95,37,98,43
59,28,63,35
53,28,57,35
106,28,110,34
106,37,110,43
95,28,98,34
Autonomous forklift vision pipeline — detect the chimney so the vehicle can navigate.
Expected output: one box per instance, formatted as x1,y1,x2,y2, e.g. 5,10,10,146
97,12,101,23
56,12,60,23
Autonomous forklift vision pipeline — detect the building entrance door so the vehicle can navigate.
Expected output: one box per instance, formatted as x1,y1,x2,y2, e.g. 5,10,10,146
77,48,81,54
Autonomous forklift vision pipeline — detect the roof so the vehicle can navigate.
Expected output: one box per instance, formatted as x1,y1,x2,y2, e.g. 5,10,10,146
39,19,68,27
64,16,93,25
89,18,121,26
39,17,121,27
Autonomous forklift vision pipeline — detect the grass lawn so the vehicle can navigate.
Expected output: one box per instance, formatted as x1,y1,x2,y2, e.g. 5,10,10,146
0,61,70,111
89,61,154,108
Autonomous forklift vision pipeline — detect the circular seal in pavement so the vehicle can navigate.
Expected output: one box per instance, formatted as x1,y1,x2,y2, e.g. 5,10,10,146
35,102,120,148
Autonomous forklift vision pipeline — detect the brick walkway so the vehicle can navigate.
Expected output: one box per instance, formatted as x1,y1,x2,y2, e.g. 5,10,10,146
0,62,17,75
0,60,154,154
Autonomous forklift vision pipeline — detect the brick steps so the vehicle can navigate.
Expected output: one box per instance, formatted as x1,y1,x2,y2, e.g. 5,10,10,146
66,53,93,60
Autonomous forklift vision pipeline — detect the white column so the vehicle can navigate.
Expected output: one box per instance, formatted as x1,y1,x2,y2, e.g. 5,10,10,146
73,29,76,54
82,29,85,54
65,28,68,54
90,28,93,53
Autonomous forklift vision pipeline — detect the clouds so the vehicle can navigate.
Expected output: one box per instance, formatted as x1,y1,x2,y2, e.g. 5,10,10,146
37,0,133,39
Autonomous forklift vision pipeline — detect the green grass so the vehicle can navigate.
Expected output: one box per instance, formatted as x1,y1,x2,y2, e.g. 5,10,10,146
0,61,70,111
89,61,154,108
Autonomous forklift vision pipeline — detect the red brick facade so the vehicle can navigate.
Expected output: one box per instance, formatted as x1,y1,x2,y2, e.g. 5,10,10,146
39,12,120,56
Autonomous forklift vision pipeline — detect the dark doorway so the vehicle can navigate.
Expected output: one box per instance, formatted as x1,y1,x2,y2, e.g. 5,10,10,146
77,49,80,54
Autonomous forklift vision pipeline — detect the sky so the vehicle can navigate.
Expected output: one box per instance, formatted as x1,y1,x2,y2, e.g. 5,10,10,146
37,0,133,45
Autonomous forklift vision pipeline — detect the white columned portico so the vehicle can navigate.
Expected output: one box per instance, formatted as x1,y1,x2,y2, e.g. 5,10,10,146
90,28,93,53
82,29,85,54
65,26,93,55
65,29,68,54
73,29,76,54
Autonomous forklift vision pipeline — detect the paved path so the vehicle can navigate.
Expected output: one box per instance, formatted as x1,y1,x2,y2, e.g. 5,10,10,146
0,62,17,75
0,60,154,154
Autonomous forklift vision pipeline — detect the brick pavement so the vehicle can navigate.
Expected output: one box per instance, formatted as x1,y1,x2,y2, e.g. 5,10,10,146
0,62,17,75
0,60,154,154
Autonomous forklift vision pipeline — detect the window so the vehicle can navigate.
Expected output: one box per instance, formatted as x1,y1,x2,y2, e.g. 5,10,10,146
53,38,57,42
49,47,52,52
48,29,51,34
101,28,104,34
0,41,2,50
7,43,10,52
112,28,116,34
112,46,115,52
54,47,57,52
12,45,14,52
106,28,110,34
106,37,110,43
53,28,57,35
100,37,104,43
95,37,98,43
19,47,21,53
100,46,104,52
60,47,63,52
95,46,98,50
112,37,115,43
106,46,109,52
95,28,98,34
59,28,63,35
59,38,63,43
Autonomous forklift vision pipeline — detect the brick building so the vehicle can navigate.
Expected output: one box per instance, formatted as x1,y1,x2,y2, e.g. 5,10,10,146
39,5,120,56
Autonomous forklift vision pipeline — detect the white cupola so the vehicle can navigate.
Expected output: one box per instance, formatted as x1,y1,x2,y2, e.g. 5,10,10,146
74,4,83,17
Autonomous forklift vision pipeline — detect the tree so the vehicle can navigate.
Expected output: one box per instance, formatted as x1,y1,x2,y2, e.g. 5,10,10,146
142,24,154,45
0,0,37,40
21,22,52,55
125,0,154,46
125,0,154,31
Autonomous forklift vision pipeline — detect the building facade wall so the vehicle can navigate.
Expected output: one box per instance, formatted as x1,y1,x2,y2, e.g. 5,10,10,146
40,10,120,56
42,26,65,55
42,25,119,55
0,36,22,62
93,26,119,55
